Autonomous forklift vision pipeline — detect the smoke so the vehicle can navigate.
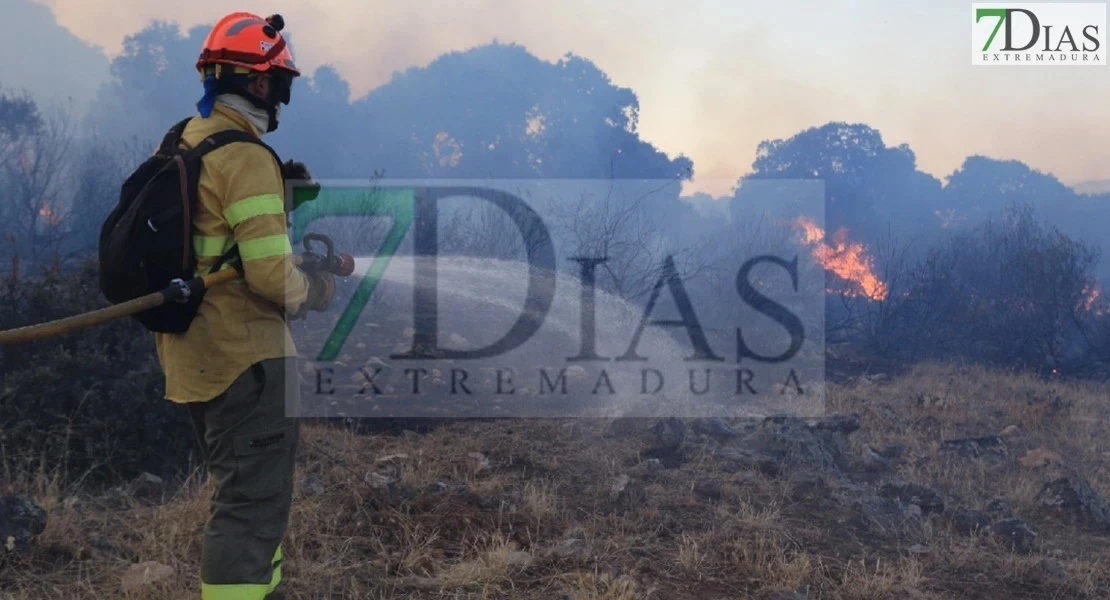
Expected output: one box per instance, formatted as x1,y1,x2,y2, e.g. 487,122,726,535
20,0,1110,195
0,0,110,113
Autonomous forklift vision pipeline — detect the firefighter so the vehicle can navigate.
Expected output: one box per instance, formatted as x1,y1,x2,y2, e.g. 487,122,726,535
156,12,332,599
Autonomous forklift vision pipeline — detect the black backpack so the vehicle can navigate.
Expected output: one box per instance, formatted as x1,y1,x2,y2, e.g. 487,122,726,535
98,117,281,333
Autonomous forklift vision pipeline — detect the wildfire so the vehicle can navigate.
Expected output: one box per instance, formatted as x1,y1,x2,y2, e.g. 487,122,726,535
38,205,62,225
794,216,888,301
1081,284,1106,316
1083,285,1100,310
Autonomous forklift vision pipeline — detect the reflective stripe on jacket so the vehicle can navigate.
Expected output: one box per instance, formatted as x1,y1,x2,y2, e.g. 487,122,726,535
155,103,310,402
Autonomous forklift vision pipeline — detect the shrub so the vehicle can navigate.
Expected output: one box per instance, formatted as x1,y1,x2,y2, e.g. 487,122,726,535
0,257,196,486
868,204,1100,372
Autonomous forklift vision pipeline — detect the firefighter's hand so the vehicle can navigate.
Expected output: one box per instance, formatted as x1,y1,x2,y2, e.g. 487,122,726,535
282,159,321,209
297,251,324,274
291,271,335,319
281,159,312,181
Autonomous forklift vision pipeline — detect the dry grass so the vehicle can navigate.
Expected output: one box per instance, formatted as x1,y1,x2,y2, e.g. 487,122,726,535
2,363,1110,598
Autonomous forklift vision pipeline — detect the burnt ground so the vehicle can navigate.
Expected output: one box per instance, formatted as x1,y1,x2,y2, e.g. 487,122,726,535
2,364,1110,599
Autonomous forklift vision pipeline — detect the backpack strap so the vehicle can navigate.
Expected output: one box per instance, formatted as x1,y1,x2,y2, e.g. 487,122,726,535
181,130,285,276
189,130,283,166
157,118,194,155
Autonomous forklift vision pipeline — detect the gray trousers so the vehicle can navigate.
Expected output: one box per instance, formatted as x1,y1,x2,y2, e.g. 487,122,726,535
188,358,299,600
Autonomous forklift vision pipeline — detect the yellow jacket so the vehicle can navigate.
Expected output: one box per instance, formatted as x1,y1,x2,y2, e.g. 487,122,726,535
155,103,310,402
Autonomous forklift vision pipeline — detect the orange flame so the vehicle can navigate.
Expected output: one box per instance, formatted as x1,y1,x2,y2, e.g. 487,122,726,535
794,216,888,301
1081,285,1105,316
1083,285,1099,310
38,205,61,225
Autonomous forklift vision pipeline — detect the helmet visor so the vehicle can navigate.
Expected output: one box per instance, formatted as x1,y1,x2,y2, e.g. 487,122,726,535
272,70,294,105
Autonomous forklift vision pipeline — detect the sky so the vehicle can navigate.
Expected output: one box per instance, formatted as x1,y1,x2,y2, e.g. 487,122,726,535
13,0,1110,196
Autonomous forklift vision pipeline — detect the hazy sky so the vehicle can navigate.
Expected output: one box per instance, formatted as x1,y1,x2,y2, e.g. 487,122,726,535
25,0,1110,195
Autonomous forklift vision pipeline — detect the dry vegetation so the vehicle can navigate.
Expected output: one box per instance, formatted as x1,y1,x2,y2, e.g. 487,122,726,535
2,363,1110,599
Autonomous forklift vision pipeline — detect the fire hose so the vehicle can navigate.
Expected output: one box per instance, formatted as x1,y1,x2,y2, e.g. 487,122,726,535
0,232,354,346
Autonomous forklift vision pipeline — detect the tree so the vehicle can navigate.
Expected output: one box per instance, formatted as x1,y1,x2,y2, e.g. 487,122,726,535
88,27,695,184
0,105,75,265
84,22,205,142
339,43,693,181
735,122,943,244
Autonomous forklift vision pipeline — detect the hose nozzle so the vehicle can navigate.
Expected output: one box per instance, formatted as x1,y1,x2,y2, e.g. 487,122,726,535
334,252,355,277
301,232,354,277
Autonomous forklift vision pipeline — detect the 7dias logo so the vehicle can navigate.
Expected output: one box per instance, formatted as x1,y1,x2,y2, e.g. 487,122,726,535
972,3,1106,65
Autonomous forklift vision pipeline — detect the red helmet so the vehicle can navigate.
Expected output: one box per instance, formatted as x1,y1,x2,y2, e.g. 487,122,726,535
196,12,300,76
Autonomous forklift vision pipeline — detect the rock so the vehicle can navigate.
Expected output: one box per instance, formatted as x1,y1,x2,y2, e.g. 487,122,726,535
121,561,175,592
693,478,723,501
714,447,782,477
1019,447,1063,470
365,472,393,490
789,473,829,502
641,418,688,466
947,507,992,535
468,452,491,474
1035,475,1110,532
986,498,1012,516
879,482,945,515
634,458,665,477
990,518,1037,553
861,446,893,472
301,475,325,496
855,496,923,533
610,475,632,502
691,417,739,439
551,528,587,559
715,414,860,477
127,472,165,499
0,495,47,554
609,475,646,506
605,418,649,438
940,436,1007,459
375,454,409,480
552,537,585,559
650,418,687,451
748,417,844,472
877,444,907,461
804,414,861,435
911,415,942,433
1034,558,1068,586
424,482,449,494
88,534,135,561
763,592,807,600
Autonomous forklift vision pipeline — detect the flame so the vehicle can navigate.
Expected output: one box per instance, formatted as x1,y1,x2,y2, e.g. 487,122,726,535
1081,284,1105,316
1083,285,1100,310
38,205,61,225
794,216,888,301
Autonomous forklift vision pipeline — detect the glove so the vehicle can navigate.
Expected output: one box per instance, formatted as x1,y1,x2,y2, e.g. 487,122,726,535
281,159,312,181
282,159,320,209
291,271,335,319
297,251,324,274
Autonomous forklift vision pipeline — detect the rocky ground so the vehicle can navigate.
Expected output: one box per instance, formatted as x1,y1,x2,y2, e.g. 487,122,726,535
2,363,1110,598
